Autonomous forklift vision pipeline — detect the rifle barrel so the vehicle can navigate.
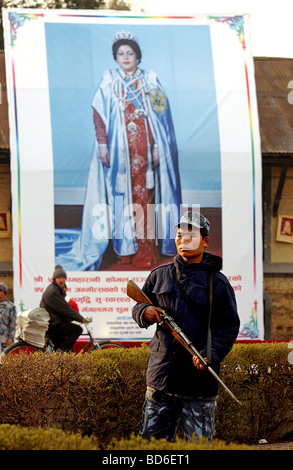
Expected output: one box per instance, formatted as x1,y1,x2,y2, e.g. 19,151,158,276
207,365,242,406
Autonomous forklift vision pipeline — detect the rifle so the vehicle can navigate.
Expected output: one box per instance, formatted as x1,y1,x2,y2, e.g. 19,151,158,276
127,279,242,406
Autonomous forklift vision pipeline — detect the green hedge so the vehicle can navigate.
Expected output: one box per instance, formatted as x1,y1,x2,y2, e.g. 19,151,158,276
0,343,292,445
0,424,249,450
0,345,148,444
106,433,250,450
215,342,293,442
0,424,99,450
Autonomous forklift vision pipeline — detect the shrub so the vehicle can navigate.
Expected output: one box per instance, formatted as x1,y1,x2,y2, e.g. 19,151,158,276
107,433,250,450
215,342,293,442
0,346,149,444
0,424,250,450
0,342,292,445
0,424,99,450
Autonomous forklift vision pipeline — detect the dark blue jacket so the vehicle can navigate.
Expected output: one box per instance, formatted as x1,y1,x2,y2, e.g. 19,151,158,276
132,253,240,397
40,282,84,326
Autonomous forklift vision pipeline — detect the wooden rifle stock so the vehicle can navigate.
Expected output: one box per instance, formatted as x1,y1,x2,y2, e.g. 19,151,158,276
127,279,242,406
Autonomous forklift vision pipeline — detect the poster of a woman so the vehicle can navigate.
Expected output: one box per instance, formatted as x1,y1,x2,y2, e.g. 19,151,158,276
55,30,181,271
50,22,221,272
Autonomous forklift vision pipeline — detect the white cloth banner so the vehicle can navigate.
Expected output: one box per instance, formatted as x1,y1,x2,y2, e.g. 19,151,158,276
3,9,263,341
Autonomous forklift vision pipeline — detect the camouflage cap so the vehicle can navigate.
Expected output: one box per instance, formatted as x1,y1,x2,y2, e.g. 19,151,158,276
175,210,210,235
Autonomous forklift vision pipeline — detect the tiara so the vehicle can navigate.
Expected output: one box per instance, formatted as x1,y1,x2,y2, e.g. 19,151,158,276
112,31,139,45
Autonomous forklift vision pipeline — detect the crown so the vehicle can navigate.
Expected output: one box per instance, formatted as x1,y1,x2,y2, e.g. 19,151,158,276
112,31,139,45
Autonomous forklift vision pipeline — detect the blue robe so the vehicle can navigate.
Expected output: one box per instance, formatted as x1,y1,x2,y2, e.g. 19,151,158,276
56,67,181,271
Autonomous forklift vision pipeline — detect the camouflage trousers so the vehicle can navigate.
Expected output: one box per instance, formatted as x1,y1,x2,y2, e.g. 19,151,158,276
140,386,217,441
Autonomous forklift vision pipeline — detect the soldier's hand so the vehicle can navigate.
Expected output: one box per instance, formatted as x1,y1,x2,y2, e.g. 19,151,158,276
192,355,207,371
143,306,164,325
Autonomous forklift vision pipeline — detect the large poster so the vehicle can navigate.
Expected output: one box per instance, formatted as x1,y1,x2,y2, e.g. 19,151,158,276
3,10,263,341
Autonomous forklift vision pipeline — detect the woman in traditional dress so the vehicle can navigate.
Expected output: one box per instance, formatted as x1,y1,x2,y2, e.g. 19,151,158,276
57,31,181,271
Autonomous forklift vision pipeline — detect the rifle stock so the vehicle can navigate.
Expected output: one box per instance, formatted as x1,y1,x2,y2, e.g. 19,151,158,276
127,279,242,406
127,279,152,305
